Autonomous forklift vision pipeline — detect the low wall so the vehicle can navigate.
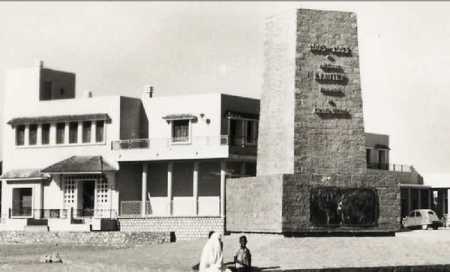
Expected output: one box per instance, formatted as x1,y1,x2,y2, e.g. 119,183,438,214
368,169,423,185
118,216,224,240
0,231,170,247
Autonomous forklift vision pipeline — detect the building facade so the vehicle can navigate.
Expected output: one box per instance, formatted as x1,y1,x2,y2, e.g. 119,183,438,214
0,61,258,238
0,9,440,237
365,133,433,220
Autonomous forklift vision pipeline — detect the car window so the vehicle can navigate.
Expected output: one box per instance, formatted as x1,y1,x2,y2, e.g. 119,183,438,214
409,211,415,217
415,211,422,217
428,211,435,215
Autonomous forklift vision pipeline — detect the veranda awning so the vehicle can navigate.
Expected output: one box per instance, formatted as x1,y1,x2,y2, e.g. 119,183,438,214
7,113,111,126
162,114,197,121
374,144,390,150
41,156,117,174
1,168,50,180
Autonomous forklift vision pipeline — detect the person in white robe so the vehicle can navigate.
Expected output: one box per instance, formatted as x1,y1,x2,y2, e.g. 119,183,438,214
199,232,225,272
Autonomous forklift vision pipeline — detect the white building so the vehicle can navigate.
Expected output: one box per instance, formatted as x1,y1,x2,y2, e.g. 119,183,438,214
0,62,259,238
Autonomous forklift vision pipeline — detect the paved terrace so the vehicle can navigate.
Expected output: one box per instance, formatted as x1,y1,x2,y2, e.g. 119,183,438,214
1,230,450,271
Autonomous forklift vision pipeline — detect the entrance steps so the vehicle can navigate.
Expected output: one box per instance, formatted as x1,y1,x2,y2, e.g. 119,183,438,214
91,218,119,231
23,225,49,232
0,218,27,231
48,219,91,231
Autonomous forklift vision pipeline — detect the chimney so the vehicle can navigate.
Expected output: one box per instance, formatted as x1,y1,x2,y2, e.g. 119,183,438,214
84,90,93,98
34,60,44,69
144,85,154,98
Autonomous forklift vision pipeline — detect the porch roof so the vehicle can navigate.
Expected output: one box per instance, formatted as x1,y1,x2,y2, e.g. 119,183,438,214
225,111,259,120
162,114,197,121
0,168,50,180
7,113,111,126
374,144,390,150
41,156,117,174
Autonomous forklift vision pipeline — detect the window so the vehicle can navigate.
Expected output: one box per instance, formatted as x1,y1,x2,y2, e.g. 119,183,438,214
229,119,244,146
366,149,371,164
63,178,75,206
446,192,449,215
95,120,104,143
172,120,189,143
69,122,78,144
29,124,37,145
378,150,386,164
246,120,258,145
41,81,52,100
41,124,50,145
16,125,25,146
96,178,108,203
56,123,65,144
82,121,91,143
378,149,387,170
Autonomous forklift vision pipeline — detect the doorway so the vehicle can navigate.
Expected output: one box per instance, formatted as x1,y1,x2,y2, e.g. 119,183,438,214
78,181,95,217
12,188,32,217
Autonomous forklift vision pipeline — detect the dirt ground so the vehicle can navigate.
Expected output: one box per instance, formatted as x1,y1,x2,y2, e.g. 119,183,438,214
1,229,450,271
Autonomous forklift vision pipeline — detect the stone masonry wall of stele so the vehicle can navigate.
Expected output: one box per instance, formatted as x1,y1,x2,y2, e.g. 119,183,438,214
226,9,400,234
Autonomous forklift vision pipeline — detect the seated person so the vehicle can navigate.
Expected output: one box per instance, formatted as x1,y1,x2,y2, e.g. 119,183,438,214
234,235,251,272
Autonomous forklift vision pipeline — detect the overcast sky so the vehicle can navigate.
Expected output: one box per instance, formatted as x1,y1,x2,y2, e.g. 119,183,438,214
0,2,449,186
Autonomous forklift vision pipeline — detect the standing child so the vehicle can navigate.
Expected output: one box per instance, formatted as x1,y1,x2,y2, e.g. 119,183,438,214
234,235,251,272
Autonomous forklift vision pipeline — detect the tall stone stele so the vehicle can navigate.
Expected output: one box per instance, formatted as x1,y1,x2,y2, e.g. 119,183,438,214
226,8,400,234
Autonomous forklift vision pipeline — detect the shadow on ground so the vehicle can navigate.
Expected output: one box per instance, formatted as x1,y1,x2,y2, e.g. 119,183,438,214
191,263,450,272
192,263,281,271
268,265,450,272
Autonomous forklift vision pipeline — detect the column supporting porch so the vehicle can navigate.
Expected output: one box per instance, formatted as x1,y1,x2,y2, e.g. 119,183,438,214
193,162,199,216
168,162,173,216
141,163,148,217
220,161,226,218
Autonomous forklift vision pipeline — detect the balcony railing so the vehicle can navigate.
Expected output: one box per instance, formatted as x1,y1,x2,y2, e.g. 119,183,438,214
119,197,220,217
111,138,150,150
33,209,69,219
9,208,67,219
72,208,118,218
111,135,257,157
367,163,412,172
111,135,230,150
8,208,117,219
229,137,257,147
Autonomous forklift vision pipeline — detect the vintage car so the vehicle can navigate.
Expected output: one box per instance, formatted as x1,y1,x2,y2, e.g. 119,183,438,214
402,209,443,230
